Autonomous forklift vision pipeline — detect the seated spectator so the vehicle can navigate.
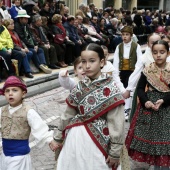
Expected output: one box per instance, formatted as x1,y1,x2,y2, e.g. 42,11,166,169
60,5,69,24
30,14,60,69
106,18,123,52
82,17,102,43
84,6,92,19
4,18,34,78
90,16,109,45
74,16,92,44
9,0,22,22
41,16,67,68
75,9,86,18
51,14,75,66
14,9,52,74
102,11,110,24
1,17,29,78
63,15,84,57
93,7,101,19
0,16,15,76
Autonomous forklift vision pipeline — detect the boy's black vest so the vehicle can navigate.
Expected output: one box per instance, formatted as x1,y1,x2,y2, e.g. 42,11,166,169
119,41,137,70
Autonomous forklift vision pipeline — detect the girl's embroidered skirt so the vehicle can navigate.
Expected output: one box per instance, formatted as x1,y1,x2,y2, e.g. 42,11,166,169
126,90,170,167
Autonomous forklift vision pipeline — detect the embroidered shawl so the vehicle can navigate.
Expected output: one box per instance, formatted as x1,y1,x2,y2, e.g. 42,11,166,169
143,63,170,92
65,74,124,161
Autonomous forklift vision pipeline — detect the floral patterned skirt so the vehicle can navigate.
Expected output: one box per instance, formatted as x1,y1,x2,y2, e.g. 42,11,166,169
125,90,170,166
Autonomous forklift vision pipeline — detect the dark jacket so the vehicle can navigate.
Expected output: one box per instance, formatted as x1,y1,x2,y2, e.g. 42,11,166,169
14,21,37,48
63,21,79,43
30,23,49,46
91,22,100,34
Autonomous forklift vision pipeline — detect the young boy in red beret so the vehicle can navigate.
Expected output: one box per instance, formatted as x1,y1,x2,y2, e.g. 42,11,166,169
0,76,55,170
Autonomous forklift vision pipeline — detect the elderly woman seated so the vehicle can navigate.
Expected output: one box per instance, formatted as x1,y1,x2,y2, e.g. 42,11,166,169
3,18,34,78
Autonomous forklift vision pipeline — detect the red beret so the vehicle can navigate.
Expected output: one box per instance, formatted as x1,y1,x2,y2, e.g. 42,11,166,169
0,76,27,95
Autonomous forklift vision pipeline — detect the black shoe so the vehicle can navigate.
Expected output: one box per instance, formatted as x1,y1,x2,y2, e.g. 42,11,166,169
48,64,60,69
25,73,34,78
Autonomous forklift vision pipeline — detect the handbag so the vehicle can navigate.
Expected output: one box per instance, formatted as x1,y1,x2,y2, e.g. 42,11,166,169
54,33,66,44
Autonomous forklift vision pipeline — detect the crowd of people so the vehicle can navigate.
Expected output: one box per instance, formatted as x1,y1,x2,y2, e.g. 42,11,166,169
0,1,170,170
0,0,169,80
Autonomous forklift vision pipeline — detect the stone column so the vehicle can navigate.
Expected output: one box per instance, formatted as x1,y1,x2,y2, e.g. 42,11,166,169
159,0,164,10
130,0,137,11
114,0,122,9
69,0,77,15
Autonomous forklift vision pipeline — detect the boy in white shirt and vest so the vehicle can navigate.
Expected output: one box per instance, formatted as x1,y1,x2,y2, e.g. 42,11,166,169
113,26,143,121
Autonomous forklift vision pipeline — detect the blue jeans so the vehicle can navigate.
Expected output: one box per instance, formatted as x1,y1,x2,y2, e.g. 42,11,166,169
28,47,46,68
22,51,33,73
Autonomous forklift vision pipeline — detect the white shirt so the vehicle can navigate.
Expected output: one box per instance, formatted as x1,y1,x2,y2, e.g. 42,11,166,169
0,8,11,19
59,70,78,91
101,61,114,73
113,41,143,92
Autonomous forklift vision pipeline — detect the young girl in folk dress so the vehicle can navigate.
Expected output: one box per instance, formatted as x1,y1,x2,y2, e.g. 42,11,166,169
125,40,170,170
50,43,126,170
0,76,54,170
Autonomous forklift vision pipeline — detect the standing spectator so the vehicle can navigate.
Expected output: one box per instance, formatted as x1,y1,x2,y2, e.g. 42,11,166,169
144,10,152,26
22,0,37,16
9,0,22,21
14,9,52,74
134,10,143,27
30,14,60,69
125,10,133,26
39,2,54,24
166,13,170,26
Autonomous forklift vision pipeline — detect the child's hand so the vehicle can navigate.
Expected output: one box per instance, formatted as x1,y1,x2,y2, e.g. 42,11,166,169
49,140,62,152
61,70,68,77
106,156,120,168
145,101,156,110
154,99,164,111
122,90,130,99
